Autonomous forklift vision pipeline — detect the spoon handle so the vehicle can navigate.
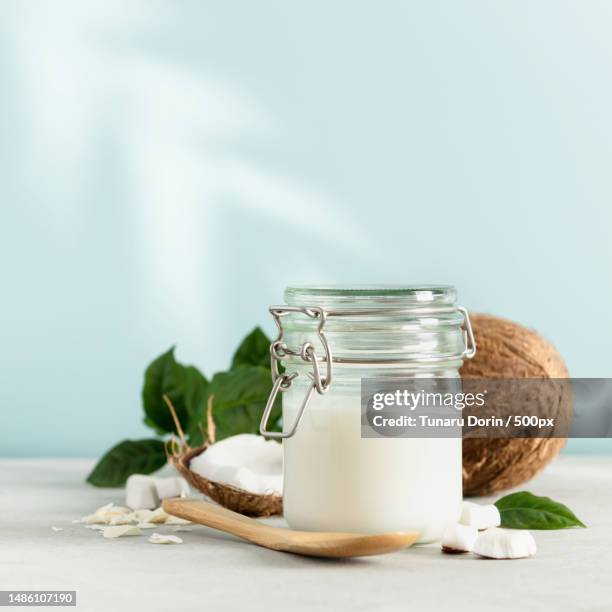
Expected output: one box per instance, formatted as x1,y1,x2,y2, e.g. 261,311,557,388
163,498,277,543
162,498,419,558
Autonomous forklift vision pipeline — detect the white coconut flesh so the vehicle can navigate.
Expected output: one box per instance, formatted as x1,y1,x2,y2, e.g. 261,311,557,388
189,434,283,496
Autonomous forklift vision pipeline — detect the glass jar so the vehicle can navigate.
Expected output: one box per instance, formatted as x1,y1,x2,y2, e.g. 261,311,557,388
260,285,475,543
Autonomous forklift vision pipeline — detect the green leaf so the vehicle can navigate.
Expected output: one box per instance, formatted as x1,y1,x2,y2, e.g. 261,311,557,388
495,491,586,530
231,327,271,369
182,365,210,446
183,365,209,421
207,365,280,440
86,439,167,487
142,347,190,434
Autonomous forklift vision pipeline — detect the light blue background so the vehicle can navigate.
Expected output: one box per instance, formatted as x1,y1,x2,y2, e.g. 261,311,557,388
1,0,610,456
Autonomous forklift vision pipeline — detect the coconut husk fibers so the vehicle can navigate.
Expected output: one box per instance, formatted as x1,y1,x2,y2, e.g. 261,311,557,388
460,313,569,497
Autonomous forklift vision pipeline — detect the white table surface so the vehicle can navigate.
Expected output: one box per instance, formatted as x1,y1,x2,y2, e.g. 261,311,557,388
0,456,609,612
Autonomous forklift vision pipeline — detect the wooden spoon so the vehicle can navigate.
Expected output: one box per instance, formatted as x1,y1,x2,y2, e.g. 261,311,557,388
163,498,418,558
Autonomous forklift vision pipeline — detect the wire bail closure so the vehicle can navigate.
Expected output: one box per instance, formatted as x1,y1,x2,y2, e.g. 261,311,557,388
260,307,333,439
458,306,476,359
259,304,476,439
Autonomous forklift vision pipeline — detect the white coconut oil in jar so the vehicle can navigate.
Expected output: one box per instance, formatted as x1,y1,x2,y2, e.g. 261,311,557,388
260,286,476,543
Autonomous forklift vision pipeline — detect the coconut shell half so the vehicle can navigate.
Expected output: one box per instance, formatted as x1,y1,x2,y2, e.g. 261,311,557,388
460,313,569,497
171,445,283,518
164,394,283,518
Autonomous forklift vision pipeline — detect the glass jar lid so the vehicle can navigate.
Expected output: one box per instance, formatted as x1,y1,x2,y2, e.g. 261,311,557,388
285,285,457,311
281,284,470,364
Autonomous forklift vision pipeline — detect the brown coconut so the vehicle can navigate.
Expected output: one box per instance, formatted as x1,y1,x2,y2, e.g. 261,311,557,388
460,313,569,497
167,396,282,518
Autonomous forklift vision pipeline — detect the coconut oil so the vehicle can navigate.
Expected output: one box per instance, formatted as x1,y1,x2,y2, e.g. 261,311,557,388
263,286,474,543
283,391,462,542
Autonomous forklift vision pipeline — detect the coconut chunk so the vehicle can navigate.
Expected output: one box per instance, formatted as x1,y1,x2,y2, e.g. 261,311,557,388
155,477,189,500
148,533,183,545
51,526,63,532
102,525,142,539
473,527,537,559
137,522,157,529
190,434,282,495
126,474,189,510
460,501,501,530
441,523,478,553
126,475,160,510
